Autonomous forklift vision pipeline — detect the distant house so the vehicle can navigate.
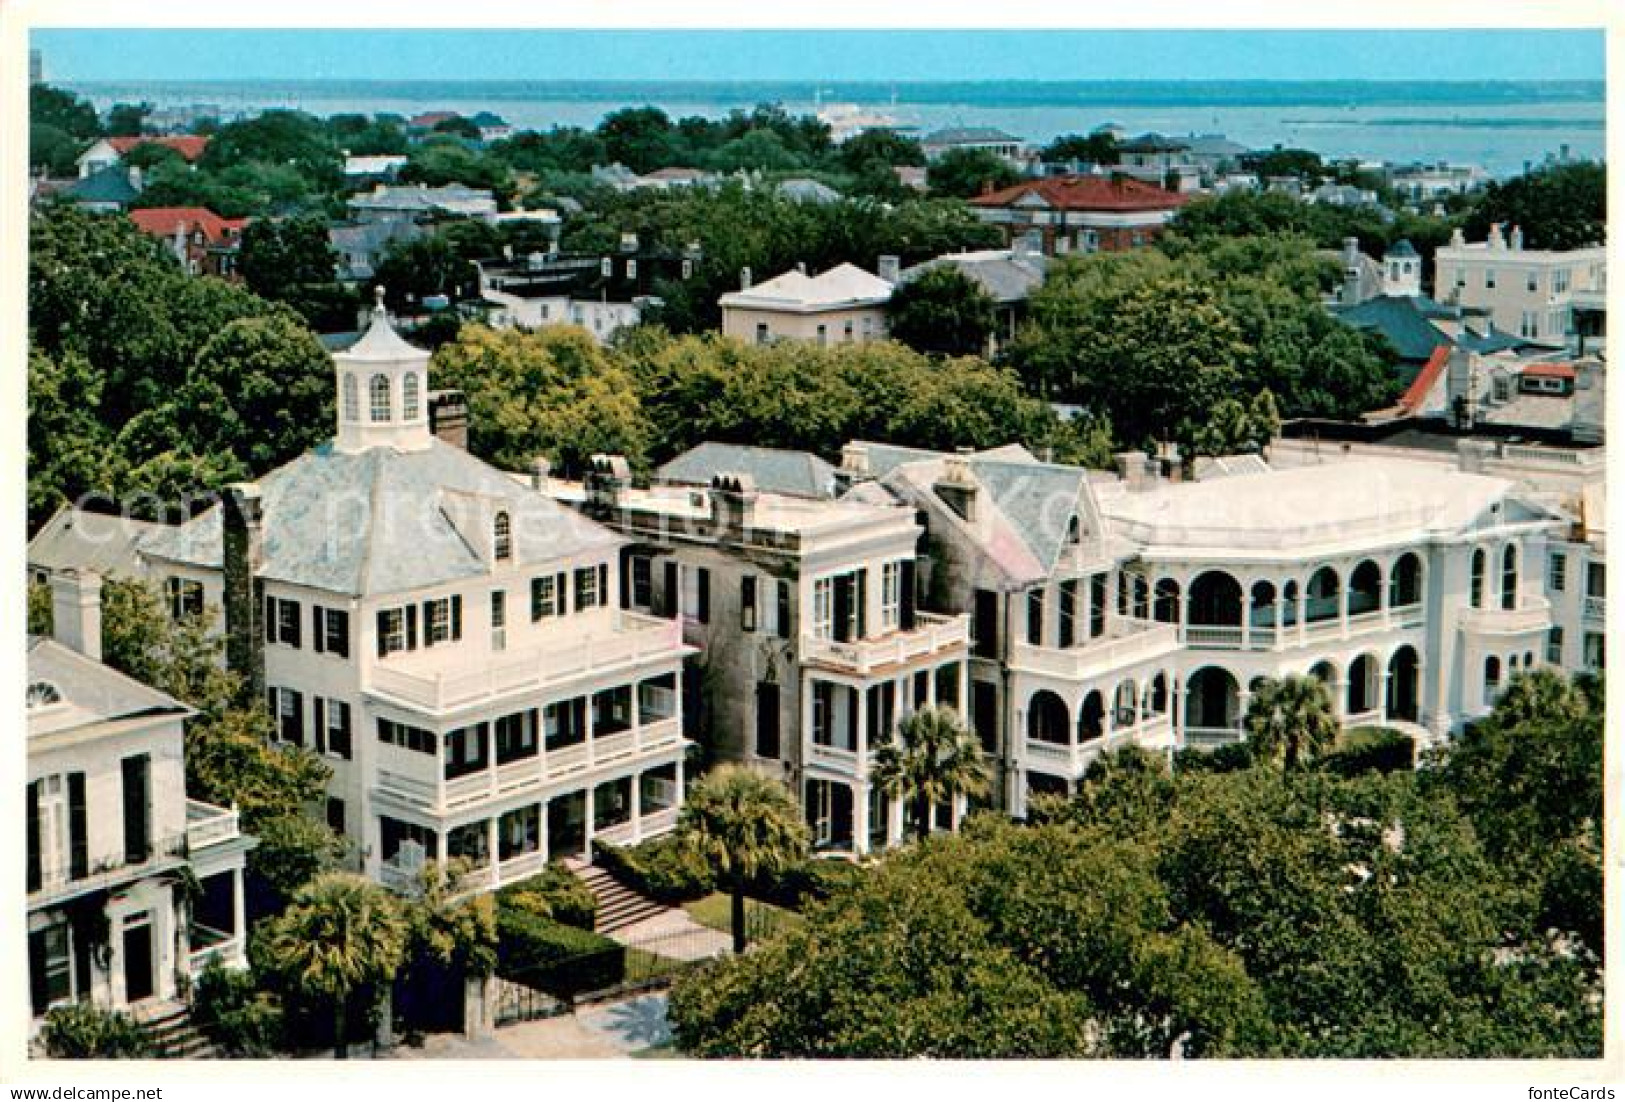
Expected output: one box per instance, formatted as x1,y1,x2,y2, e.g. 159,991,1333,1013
1434,224,1606,349
406,110,461,134
897,243,1049,357
330,218,425,284
128,206,249,280
719,263,894,346
1309,181,1384,209
967,174,1188,257
342,154,409,187
468,112,514,143
1183,134,1251,172
347,183,498,224
75,136,209,179
776,178,843,204
477,239,701,344
637,167,717,191
893,166,928,192
1116,133,1190,173
62,165,143,214
655,443,840,500
921,127,1024,165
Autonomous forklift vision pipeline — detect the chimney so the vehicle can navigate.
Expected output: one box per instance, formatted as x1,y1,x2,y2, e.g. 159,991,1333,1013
428,389,469,449
876,255,900,283
585,454,631,512
1456,438,1496,474
795,261,807,275
1155,441,1182,484
1450,227,1465,247
709,472,758,532
1488,222,1505,250
1509,225,1524,251
1114,450,1155,492
934,452,979,522
739,266,753,290
49,570,102,662
1340,236,1360,269
529,456,552,491
222,483,266,701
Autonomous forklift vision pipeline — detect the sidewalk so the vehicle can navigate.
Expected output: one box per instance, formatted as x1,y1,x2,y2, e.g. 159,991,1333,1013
394,992,673,1060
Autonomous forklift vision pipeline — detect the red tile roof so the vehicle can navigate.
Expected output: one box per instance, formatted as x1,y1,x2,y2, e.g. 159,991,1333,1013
409,111,460,128
1398,344,1452,413
969,174,1189,212
128,207,249,246
108,136,209,162
1521,362,1575,381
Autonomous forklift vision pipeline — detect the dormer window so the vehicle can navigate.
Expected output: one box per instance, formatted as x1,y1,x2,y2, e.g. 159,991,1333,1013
343,374,359,421
403,372,420,420
494,512,512,561
370,374,392,422
26,681,62,709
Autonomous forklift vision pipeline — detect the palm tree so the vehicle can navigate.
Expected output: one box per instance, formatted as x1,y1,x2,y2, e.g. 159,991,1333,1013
1243,674,1339,772
259,872,408,1058
678,765,808,954
870,706,990,843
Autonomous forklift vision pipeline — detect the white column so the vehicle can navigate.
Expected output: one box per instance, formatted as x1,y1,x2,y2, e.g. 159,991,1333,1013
538,799,550,863
631,773,644,844
486,817,501,885
1242,586,1252,651
887,795,905,846
957,657,969,718
853,782,871,856
583,785,596,861
1339,571,1351,638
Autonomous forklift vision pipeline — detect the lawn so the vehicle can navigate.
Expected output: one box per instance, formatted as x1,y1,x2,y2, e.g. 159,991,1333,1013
682,892,803,939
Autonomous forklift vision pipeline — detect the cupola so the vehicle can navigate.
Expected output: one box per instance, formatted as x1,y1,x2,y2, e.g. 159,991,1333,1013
333,287,434,454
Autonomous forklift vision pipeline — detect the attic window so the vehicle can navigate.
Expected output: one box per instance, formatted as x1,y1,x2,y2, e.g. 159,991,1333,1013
494,512,512,561
1067,515,1082,543
26,681,62,709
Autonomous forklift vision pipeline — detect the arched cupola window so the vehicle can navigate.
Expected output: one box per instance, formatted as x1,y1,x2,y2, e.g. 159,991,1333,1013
403,372,421,421
343,373,359,422
370,374,392,423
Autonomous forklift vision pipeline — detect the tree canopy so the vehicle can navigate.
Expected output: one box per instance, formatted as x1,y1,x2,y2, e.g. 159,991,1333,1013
886,266,998,358
1463,161,1606,251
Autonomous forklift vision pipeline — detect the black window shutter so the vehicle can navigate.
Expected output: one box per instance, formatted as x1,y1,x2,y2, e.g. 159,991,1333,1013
619,549,632,608
314,697,327,755
406,605,418,650
451,594,463,640
376,610,390,657
312,606,325,654
67,772,87,881
336,702,352,759
556,572,567,615
901,561,918,630
598,563,609,607
856,569,868,639
697,568,711,623
777,580,791,638
121,755,150,865
26,781,40,893
531,578,544,621
422,602,435,647
289,690,305,746
741,576,757,631
288,602,302,649
664,561,679,619
333,611,350,658
28,930,48,1016
264,596,276,642
833,576,852,643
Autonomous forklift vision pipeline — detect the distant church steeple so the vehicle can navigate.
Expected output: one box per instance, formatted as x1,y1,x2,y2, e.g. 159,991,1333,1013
332,287,434,454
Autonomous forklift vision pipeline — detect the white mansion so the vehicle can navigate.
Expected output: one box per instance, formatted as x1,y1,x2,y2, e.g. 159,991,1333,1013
36,300,694,892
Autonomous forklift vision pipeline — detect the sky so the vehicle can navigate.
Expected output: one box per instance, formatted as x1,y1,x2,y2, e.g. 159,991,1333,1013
30,29,1606,84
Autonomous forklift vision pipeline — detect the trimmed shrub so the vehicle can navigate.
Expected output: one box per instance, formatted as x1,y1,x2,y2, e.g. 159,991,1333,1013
595,836,714,905
495,862,597,930
1322,727,1416,777
40,1003,152,1059
495,909,625,998
749,857,866,912
191,956,284,1057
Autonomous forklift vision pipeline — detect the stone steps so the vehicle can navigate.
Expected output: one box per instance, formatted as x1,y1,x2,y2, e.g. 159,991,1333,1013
568,861,671,934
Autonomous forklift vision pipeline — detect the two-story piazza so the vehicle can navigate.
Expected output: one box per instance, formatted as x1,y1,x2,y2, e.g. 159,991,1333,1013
135,295,694,892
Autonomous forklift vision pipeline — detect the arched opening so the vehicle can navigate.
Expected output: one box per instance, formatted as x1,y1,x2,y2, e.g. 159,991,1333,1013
1249,580,1277,630
1389,552,1423,607
1305,566,1341,623
1184,666,1241,733
1484,656,1501,704
1386,645,1420,722
342,373,359,422
403,371,421,420
1524,650,1535,668
1346,653,1380,716
370,374,392,423
1149,673,1169,715
1348,560,1383,617
1188,571,1243,626
1308,659,1338,690
1112,681,1138,729
1470,548,1486,608
1153,578,1181,624
1078,691,1105,742
1501,545,1518,610
1281,580,1300,627
493,512,512,561
1027,690,1071,746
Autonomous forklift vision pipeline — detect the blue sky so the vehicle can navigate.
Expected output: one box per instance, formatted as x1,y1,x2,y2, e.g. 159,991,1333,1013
32,29,1605,83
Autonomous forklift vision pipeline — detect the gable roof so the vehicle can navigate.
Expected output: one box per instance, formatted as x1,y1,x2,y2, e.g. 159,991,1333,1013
107,135,209,162
1119,132,1190,153
64,165,139,205
28,636,192,741
1397,345,1454,414
719,262,893,312
129,206,248,245
656,443,839,500
138,439,622,597
1333,294,1535,364
28,506,171,578
969,174,1188,213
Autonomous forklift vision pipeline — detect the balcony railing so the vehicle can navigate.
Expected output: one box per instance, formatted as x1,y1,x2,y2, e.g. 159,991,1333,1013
641,807,680,836
185,800,240,851
1585,595,1605,622
1458,597,1553,637
806,741,860,774
368,611,689,712
187,924,243,973
30,833,188,905
1183,726,1241,749
375,716,689,815
1009,619,1180,679
801,612,970,677
1020,715,1175,777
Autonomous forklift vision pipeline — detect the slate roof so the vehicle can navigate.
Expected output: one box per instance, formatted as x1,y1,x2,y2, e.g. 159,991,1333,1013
28,635,192,741
899,248,1048,304
776,178,844,204
28,507,170,578
65,165,139,206
1332,293,1536,365
1387,239,1420,259
1119,132,1191,153
923,127,1022,145
138,439,622,597
656,443,840,500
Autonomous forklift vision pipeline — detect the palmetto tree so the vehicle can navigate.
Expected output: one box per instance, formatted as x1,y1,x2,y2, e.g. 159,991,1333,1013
870,706,990,843
1243,674,1339,772
678,765,809,954
259,872,408,1058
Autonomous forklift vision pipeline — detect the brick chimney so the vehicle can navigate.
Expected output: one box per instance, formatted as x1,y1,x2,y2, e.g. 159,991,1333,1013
529,456,552,491
50,570,102,662
934,451,979,522
585,454,631,512
428,389,469,449
877,255,900,283
222,484,266,700
710,472,759,532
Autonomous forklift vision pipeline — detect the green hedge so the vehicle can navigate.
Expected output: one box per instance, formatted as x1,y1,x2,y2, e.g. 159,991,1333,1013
191,956,284,1057
595,835,715,905
495,909,625,998
1322,727,1416,777
39,1003,152,1059
495,862,597,929
748,858,866,912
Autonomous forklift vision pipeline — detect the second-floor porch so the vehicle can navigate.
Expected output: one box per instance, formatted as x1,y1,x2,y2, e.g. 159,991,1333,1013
800,611,971,679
